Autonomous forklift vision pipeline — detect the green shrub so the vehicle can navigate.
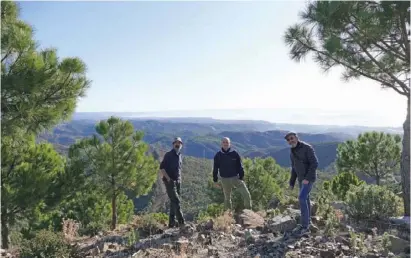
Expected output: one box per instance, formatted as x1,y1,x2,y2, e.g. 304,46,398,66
134,212,168,236
330,172,364,201
19,230,71,258
196,203,225,221
346,184,403,221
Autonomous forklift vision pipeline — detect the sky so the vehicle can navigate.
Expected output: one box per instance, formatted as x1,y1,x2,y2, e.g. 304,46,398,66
19,1,407,127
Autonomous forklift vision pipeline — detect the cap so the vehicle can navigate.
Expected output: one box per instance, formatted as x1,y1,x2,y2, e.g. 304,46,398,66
284,131,297,139
173,137,183,144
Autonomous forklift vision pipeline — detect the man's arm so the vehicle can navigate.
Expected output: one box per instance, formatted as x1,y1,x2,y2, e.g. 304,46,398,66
304,145,319,181
289,152,297,188
235,151,245,180
213,152,220,182
159,153,170,181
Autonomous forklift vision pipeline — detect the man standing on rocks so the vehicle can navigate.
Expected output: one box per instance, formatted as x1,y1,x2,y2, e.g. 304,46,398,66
286,132,319,236
160,137,185,228
213,137,252,212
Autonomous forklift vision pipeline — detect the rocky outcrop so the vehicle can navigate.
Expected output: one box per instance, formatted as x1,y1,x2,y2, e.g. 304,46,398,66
72,209,410,258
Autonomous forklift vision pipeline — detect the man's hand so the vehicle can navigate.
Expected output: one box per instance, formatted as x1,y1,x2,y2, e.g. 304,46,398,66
302,179,309,185
214,182,221,188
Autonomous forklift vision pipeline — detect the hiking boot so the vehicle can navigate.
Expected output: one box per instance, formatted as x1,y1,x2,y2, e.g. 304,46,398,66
310,224,319,233
292,225,310,237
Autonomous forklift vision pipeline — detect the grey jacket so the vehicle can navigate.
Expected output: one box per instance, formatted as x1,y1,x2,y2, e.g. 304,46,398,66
289,141,319,187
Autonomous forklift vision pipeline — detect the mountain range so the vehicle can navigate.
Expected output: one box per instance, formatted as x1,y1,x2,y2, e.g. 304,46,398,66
39,113,402,170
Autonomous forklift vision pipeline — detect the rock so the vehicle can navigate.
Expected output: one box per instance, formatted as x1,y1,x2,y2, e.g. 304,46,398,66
245,229,255,244
388,234,410,253
268,197,281,209
234,229,245,237
179,223,195,236
331,201,347,211
208,246,219,256
265,215,297,233
175,238,189,253
196,219,214,232
238,209,265,228
315,235,323,243
319,249,335,258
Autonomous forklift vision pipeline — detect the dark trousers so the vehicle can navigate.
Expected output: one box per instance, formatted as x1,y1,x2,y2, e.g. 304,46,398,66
163,178,184,226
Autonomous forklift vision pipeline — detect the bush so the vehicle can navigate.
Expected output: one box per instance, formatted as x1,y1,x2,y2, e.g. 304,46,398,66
330,172,364,201
314,183,340,236
19,230,71,258
346,184,403,221
133,212,168,236
196,203,225,221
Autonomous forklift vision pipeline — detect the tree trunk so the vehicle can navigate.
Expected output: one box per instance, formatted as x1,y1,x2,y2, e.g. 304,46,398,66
111,193,117,230
1,210,10,249
400,98,410,217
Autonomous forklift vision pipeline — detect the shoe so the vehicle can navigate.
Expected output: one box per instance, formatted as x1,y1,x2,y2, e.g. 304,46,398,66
292,225,310,237
168,223,176,228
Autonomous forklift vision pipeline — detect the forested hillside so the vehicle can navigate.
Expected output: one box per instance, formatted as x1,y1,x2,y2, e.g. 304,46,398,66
40,119,349,169
1,1,409,257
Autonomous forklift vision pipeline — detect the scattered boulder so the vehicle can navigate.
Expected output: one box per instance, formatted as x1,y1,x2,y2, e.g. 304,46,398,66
264,215,297,233
238,209,264,229
387,234,410,254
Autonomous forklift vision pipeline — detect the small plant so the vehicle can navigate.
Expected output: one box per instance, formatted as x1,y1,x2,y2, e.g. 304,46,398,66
62,218,80,241
133,212,168,236
266,208,281,218
126,229,140,247
19,230,72,258
196,203,225,222
346,184,403,221
329,172,364,201
349,231,367,255
381,232,391,251
214,211,234,232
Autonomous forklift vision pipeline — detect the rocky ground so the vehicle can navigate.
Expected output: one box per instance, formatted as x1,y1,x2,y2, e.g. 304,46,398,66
66,207,410,258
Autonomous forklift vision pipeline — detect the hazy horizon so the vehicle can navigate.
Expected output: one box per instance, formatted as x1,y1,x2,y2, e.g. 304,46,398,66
19,1,407,128
73,108,404,128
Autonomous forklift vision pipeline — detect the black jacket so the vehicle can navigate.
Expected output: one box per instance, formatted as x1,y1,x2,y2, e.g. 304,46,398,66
213,148,244,182
160,149,182,181
289,141,319,187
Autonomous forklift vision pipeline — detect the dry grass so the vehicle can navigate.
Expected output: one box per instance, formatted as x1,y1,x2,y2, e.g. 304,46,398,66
62,218,79,241
214,211,235,232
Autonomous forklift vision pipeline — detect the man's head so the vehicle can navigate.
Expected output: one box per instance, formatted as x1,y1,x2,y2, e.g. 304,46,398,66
221,137,231,150
285,132,299,148
173,137,183,152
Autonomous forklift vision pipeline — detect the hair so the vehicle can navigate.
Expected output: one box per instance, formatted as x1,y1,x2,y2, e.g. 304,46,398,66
222,137,230,143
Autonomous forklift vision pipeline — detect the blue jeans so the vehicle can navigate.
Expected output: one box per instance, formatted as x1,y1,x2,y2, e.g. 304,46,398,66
298,181,313,228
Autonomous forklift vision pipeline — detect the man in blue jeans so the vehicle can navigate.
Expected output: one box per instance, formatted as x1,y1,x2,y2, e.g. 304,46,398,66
285,132,319,236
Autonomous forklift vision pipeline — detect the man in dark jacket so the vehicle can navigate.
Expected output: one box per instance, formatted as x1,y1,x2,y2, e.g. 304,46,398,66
213,137,252,211
159,137,185,228
286,132,319,236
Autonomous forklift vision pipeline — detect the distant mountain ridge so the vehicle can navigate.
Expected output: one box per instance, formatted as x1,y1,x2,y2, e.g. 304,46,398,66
71,112,403,136
39,116,403,170
39,117,353,170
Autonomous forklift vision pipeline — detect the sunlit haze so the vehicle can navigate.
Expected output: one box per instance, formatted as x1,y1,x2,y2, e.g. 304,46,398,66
19,1,407,127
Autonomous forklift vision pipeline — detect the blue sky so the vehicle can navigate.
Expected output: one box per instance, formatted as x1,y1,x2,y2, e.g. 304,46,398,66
19,1,406,127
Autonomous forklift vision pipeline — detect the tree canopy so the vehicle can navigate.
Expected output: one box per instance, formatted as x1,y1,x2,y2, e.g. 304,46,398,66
284,0,410,217
68,117,158,229
1,1,91,248
336,131,401,185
